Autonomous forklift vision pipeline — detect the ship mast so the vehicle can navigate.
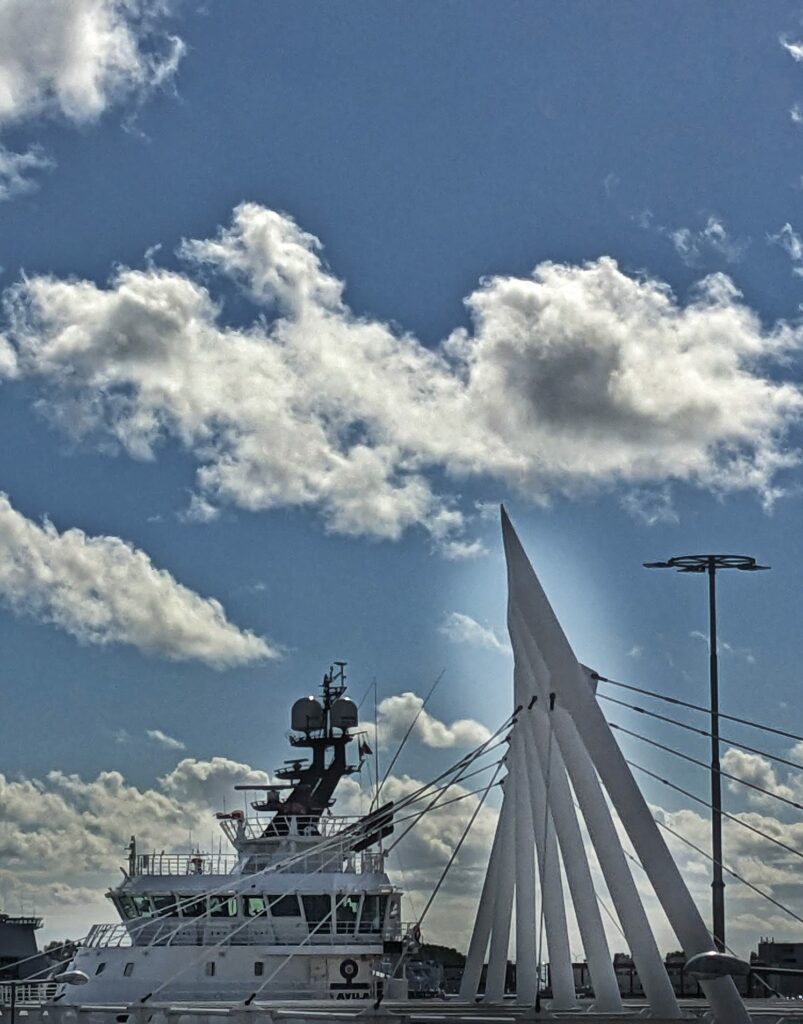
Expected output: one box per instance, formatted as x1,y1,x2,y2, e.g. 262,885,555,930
241,663,363,836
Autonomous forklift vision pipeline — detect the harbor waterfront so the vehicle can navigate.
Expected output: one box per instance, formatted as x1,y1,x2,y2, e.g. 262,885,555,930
2,513,803,1022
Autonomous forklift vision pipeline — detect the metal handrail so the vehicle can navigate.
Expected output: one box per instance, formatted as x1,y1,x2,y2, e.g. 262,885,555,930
218,814,366,844
132,853,238,877
83,917,402,950
127,846,382,879
0,982,58,1007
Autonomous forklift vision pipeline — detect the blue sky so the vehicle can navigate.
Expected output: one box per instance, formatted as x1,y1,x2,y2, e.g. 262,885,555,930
2,1,803,955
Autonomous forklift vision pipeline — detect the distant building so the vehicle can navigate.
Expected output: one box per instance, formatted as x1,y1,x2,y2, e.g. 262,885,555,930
0,913,49,980
750,938,803,997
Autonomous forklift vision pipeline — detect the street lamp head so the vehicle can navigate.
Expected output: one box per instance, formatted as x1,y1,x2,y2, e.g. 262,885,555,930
643,554,770,573
53,970,89,986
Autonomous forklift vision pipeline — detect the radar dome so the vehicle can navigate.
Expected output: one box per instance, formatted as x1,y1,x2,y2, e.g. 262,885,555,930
330,697,358,731
291,696,324,732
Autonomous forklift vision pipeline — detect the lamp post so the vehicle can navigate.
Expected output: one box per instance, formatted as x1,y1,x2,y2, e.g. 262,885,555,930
643,554,769,952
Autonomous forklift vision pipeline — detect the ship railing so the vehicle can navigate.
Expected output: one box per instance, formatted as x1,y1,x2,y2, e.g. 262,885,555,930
262,845,384,875
84,923,131,949
83,919,401,949
219,814,368,845
132,853,238,877
0,982,58,1007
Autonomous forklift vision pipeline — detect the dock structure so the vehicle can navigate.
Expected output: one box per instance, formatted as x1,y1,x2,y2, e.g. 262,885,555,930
6,996,803,1024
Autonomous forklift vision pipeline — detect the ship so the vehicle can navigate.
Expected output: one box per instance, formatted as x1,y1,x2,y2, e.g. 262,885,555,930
56,664,413,1005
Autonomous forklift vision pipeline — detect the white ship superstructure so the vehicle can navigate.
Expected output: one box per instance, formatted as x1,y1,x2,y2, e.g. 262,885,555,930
58,665,408,1005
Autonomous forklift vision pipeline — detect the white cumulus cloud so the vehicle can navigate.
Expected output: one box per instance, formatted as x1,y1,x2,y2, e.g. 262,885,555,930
0,0,184,197
439,611,508,653
0,492,273,666
2,203,802,549
377,692,492,749
0,756,269,936
0,0,184,127
721,747,797,808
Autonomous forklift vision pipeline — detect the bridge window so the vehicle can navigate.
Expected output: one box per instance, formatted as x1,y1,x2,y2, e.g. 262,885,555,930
204,962,215,977
130,895,153,918
123,964,134,977
267,895,300,918
302,895,332,933
151,895,177,916
335,894,360,935
177,895,206,917
254,962,264,977
95,963,106,975
244,896,267,917
209,895,237,917
117,895,137,920
358,894,387,933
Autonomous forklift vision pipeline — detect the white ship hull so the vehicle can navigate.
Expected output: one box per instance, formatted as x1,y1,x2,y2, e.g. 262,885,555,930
61,945,388,1004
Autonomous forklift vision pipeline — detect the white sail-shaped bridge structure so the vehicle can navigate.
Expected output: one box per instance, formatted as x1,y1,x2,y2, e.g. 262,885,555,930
459,508,751,1023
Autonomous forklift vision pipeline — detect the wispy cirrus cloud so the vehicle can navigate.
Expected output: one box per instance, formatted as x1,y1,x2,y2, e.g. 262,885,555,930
0,492,274,667
0,144,52,202
769,222,803,277
668,215,746,265
638,211,746,266
146,729,186,751
620,486,679,526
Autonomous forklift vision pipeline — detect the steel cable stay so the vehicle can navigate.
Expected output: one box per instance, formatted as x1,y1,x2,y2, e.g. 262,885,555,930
610,721,803,814
1,711,518,983
652,817,803,931
566,794,779,1002
599,692,803,776
595,674,803,746
374,669,446,809
618,838,784,999
567,798,783,999
628,760,803,863
381,738,510,850
389,774,504,830
385,752,507,853
377,761,506,1009
379,722,516,857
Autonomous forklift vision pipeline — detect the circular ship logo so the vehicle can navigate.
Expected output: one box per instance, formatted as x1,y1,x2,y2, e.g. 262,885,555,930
330,958,370,1000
